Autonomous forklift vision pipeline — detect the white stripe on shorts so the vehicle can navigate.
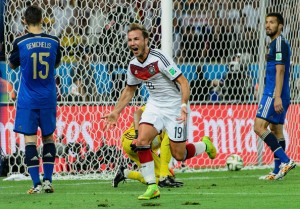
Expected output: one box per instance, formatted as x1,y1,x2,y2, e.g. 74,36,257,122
262,97,272,118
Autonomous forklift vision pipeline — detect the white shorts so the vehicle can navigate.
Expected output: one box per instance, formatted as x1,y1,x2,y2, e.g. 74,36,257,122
140,103,187,142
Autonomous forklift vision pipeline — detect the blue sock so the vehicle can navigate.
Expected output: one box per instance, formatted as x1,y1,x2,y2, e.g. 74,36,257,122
273,140,286,174
42,142,56,182
273,148,289,163
25,144,41,187
263,133,289,163
273,158,281,174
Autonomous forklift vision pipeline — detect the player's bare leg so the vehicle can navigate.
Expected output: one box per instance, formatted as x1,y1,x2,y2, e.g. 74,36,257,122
260,124,286,180
254,118,295,179
169,136,216,162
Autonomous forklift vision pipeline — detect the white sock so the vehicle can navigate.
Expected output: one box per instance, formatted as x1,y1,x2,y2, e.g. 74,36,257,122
140,161,156,184
193,142,206,156
124,169,129,178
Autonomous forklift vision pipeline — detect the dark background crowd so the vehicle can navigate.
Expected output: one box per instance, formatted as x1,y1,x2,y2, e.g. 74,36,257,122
1,0,299,103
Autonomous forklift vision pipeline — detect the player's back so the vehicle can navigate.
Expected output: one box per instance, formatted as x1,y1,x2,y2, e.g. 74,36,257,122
10,33,61,109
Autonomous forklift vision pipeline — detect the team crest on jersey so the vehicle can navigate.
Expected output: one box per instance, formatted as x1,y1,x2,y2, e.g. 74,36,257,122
130,61,159,80
148,66,155,75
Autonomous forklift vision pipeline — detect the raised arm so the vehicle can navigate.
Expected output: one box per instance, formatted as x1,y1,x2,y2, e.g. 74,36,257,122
102,85,137,130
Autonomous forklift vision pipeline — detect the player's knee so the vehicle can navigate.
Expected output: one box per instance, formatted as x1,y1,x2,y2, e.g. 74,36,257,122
253,122,265,136
253,125,260,136
171,149,185,161
172,153,185,161
169,141,186,161
269,125,276,133
42,134,54,141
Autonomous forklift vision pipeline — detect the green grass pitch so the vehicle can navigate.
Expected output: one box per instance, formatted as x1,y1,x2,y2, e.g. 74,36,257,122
0,168,299,209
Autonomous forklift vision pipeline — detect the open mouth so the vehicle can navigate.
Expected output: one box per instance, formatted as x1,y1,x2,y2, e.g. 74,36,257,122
131,47,139,54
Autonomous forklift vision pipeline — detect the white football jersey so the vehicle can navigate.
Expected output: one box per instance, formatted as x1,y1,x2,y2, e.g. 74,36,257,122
127,49,183,108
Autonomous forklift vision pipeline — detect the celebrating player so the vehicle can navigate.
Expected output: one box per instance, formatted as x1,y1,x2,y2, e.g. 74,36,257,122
112,105,184,188
9,5,61,194
102,23,217,200
254,13,296,180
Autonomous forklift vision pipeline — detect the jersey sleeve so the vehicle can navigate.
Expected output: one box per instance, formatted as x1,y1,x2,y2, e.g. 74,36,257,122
9,39,20,68
157,50,182,81
275,37,289,65
126,63,141,86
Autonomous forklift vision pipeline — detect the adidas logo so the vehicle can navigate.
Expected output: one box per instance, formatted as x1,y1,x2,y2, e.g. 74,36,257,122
30,156,39,161
44,153,53,158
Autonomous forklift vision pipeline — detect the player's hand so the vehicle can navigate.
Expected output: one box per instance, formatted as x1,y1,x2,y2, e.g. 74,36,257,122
176,106,188,124
134,130,138,139
274,97,283,114
101,111,119,131
130,139,138,152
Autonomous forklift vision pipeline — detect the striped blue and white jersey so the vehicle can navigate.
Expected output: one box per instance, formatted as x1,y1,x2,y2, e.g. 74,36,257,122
127,48,182,108
264,35,291,100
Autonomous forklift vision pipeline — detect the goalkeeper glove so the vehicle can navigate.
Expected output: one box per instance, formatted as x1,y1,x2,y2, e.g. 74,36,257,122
130,139,137,152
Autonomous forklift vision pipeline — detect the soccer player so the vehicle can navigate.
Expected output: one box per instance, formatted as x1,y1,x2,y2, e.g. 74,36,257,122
102,23,217,200
112,105,184,188
254,13,296,180
9,6,61,194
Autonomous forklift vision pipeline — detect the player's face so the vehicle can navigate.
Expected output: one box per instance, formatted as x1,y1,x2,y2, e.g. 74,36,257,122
265,16,282,38
128,30,149,61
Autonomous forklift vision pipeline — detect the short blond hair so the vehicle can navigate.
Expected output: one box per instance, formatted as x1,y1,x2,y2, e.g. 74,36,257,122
127,23,149,39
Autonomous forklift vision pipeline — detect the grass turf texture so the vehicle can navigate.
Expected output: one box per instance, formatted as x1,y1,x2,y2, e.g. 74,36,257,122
0,168,299,209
